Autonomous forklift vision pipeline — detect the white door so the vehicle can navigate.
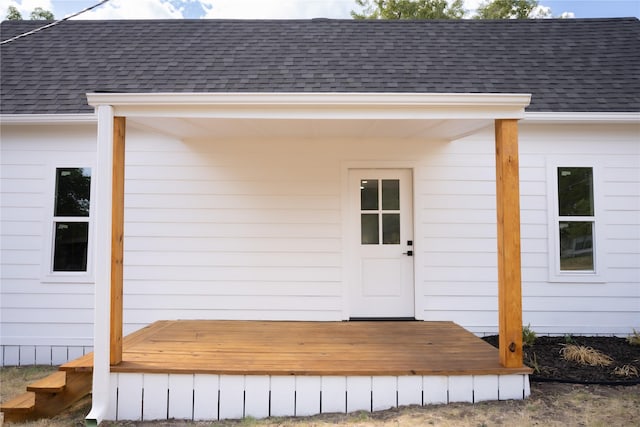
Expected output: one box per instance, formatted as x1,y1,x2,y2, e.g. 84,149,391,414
349,169,415,318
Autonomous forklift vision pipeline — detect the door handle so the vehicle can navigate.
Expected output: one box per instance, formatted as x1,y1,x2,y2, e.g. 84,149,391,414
402,251,413,256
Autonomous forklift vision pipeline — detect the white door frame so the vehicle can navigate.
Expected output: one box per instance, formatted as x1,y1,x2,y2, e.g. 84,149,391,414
340,161,423,320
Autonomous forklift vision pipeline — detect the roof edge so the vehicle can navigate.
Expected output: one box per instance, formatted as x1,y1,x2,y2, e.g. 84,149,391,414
86,92,532,120
524,112,640,123
0,113,97,124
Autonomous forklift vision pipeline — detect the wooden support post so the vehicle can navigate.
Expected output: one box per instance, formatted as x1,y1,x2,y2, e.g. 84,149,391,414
495,119,523,368
110,116,125,365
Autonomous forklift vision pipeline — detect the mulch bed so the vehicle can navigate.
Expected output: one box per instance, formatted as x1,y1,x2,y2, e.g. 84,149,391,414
482,335,640,385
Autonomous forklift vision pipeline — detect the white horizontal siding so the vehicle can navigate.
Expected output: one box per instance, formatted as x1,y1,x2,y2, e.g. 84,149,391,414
1,119,638,363
120,132,359,324
517,123,640,335
0,124,96,362
416,134,500,331
417,122,639,335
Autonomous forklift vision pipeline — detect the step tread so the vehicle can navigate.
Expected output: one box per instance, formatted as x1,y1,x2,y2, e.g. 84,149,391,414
0,391,35,412
26,371,66,393
60,353,93,372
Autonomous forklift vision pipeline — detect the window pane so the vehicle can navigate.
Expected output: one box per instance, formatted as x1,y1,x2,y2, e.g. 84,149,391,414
360,180,378,210
382,180,400,210
53,222,89,271
55,168,91,217
559,221,594,271
382,214,400,244
361,214,379,244
558,167,593,217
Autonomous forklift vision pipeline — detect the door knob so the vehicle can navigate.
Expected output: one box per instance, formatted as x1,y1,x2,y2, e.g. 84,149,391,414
402,251,413,256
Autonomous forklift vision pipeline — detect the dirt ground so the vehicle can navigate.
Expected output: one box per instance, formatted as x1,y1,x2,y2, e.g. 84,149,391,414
2,365,639,427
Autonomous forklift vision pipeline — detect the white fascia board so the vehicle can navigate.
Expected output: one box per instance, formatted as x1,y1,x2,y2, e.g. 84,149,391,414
86,92,531,120
0,113,97,124
524,111,640,123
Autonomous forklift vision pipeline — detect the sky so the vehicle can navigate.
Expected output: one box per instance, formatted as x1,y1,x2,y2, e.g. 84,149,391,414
2,0,639,20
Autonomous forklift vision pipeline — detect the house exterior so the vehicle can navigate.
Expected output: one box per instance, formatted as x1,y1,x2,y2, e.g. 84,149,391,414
1,17,639,421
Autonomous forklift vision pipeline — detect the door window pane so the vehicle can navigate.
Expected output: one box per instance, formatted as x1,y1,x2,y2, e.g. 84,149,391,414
53,222,89,271
360,180,378,210
361,214,379,244
382,214,400,244
558,167,593,217
382,180,400,210
54,168,91,217
559,221,594,271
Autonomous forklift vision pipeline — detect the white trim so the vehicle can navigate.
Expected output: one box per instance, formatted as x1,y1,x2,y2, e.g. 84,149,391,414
546,158,606,283
0,113,97,124
86,105,115,426
86,92,531,120
524,112,640,123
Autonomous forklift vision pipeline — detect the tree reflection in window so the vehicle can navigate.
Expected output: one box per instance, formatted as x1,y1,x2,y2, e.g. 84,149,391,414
53,168,91,272
55,168,91,217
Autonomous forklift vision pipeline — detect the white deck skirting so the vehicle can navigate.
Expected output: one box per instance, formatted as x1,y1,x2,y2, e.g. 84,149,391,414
106,373,531,421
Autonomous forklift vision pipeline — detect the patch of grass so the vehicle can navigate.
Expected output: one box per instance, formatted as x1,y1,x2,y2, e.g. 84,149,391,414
627,329,640,346
240,416,259,426
613,364,639,378
354,411,371,422
528,352,541,374
563,334,575,344
0,365,59,401
522,324,537,347
560,344,614,367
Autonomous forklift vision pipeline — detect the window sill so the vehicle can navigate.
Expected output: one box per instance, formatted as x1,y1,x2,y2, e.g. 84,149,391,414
548,272,606,284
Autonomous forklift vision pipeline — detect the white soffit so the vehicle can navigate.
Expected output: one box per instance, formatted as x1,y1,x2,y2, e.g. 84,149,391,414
86,92,532,120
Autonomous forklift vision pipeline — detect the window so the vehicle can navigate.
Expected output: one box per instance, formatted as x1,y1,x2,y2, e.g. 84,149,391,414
548,162,604,282
360,179,401,245
558,167,594,271
51,167,92,273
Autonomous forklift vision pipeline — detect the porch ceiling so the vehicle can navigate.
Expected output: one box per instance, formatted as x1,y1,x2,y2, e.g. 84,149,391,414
87,92,532,141
129,116,493,140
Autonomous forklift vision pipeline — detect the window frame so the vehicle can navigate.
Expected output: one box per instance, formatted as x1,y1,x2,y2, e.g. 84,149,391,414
42,164,96,283
546,158,605,283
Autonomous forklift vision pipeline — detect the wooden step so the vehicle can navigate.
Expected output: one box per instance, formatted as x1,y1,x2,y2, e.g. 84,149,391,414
1,391,35,413
32,371,92,417
27,371,66,393
60,353,93,372
1,370,92,423
1,392,36,423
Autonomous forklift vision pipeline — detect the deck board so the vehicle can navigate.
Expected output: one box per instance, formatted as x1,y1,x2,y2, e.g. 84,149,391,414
62,320,531,376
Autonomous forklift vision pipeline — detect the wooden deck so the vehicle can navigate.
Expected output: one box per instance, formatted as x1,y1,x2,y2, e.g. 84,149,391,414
62,320,530,376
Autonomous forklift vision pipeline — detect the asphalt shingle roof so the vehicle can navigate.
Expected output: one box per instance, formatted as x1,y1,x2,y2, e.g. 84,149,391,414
1,18,639,114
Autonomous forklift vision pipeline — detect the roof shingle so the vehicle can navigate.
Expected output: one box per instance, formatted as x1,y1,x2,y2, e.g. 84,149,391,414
1,18,639,114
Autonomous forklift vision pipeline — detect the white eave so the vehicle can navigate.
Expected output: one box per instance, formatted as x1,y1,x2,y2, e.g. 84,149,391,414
84,92,533,141
524,111,640,123
86,92,532,120
0,113,97,124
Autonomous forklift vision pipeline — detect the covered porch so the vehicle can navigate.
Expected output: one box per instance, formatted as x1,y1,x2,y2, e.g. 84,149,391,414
85,92,532,423
64,320,531,421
